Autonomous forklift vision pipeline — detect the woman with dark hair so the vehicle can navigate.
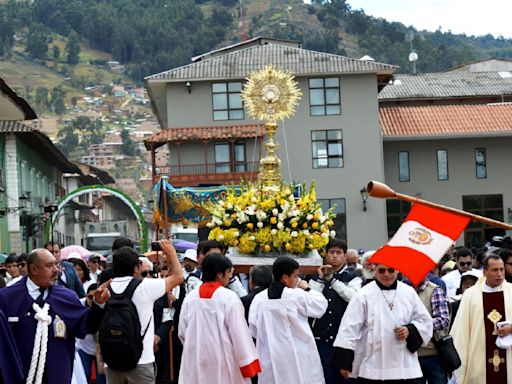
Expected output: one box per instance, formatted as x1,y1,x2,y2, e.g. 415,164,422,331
71,258,92,292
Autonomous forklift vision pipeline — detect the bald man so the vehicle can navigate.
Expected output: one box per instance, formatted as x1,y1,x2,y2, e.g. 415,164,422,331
0,248,109,384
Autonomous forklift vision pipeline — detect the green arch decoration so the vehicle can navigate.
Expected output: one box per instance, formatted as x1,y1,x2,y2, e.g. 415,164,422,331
45,185,147,251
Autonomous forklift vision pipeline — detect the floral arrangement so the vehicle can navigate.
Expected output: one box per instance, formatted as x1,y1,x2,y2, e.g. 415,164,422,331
206,183,336,255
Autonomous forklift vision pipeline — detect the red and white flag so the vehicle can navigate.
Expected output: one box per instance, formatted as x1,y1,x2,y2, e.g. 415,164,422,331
370,203,470,285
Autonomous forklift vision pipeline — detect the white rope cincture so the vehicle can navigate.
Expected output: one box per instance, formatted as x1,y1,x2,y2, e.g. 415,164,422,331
26,303,51,384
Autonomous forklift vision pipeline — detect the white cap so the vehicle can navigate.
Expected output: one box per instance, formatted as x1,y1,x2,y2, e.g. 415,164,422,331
461,270,481,280
183,249,198,263
67,252,82,260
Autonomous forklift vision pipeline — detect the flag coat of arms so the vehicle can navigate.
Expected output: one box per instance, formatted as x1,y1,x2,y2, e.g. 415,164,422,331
370,203,470,285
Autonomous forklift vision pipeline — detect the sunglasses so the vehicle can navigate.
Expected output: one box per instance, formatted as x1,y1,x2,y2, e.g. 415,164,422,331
458,262,473,267
377,267,396,274
141,271,150,278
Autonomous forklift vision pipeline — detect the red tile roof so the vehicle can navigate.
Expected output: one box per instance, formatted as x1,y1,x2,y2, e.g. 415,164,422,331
144,124,264,149
380,104,512,138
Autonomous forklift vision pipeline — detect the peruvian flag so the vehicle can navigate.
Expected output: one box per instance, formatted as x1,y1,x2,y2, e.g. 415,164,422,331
370,203,470,285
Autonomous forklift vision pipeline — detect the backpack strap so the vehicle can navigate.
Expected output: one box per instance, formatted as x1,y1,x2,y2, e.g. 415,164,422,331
108,278,143,299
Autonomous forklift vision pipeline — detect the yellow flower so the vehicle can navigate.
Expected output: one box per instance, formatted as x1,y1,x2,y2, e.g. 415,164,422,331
313,213,320,221
302,222,308,229
270,217,277,225
224,219,232,226
247,223,254,229
264,244,271,252
292,222,298,228
311,222,319,230
285,242,292,252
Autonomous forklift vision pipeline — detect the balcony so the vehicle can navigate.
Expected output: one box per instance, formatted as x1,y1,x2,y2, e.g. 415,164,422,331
154,161,260,186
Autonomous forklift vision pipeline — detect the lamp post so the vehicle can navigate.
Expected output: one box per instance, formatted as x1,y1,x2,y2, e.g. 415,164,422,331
360,187,368,212
44,204,59,247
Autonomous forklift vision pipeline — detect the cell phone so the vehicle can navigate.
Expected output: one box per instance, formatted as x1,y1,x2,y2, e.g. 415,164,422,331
151,241,162,252
321,265,333,275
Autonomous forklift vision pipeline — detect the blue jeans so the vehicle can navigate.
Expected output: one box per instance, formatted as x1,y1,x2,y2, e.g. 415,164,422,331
79,349,106,384
419,355,447,384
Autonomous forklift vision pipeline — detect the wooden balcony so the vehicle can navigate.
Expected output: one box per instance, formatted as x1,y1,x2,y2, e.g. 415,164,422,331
153,162,260,186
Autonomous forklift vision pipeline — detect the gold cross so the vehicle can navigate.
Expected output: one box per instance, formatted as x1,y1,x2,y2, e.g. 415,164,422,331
487,309,502,335
488,349,505,372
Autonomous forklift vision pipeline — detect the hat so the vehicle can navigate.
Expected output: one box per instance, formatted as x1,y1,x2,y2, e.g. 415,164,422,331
461,270,480,281
67,252,82,260
88,254,101,262
441,260,456,271
183,249,198,263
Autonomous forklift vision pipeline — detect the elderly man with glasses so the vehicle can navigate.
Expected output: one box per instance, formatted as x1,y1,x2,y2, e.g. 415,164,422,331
330,263,433,384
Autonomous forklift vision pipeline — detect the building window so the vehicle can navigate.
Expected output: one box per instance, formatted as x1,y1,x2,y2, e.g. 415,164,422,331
309,77,341,116
462,194,503,248
214,142,246,173
436,149,448,180
212,82,244,120
475,148,486,179
386,199,411,239
311,130,343,168
318,198,347,240
398,151,410,182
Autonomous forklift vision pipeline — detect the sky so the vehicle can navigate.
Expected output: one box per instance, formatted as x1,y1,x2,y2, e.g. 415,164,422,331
347,0,512,39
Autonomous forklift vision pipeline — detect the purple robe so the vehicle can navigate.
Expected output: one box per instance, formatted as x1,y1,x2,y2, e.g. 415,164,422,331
0,276,90,384
0,308,24,384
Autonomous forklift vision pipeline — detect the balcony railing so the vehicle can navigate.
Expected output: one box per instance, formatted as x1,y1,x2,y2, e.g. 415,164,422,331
154,161,260,186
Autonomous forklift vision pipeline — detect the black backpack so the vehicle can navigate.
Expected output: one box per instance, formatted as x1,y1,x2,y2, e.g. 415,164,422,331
99,278,150,371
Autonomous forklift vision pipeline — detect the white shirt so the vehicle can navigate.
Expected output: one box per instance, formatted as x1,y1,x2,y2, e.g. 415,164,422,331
442,268,483,299
110,277,166,365
333,281,433,381
26,277,48,300
249,287,328,384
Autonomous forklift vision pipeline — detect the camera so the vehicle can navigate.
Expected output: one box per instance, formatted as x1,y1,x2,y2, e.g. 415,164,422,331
491,236,512,250
151,241,162,252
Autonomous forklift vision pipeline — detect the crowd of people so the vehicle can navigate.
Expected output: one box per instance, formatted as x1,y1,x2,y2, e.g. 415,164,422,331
1,236,512,384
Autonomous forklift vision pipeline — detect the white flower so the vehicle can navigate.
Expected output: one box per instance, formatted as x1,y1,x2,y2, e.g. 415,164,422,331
307,214,313,221
291,231,298,237
278,213,285,222
234,231,240,237
227,203,233,210
206,222,213,228
256,210,267,221
257,221,263,228
251,196,257,203
219,201,225,207
271,229,278,235
249,236,256,241
277,222,284,229
288,194,295,202
303,229,310,236
289,217,299,223
218,235,225,241
321,232,329,238
330,230,336,237
272,208,279,216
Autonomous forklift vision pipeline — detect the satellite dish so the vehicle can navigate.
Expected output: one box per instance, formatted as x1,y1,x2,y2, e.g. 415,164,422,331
409,51,418,62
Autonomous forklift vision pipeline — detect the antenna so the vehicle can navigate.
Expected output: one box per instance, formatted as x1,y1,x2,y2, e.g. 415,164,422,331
405,30,418,74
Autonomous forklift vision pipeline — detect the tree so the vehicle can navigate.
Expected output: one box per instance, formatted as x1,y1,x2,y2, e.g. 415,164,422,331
120,129,137,156
50,86,66,114
35,87,50,112
26,22,50,60
66,30,80,64
52,45,60,61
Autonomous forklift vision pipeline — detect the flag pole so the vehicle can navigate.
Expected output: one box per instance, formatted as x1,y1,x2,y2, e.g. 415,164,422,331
367,180,512,230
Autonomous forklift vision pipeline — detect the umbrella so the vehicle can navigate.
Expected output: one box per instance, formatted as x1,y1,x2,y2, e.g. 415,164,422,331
60,245,91,262
173,240,197,253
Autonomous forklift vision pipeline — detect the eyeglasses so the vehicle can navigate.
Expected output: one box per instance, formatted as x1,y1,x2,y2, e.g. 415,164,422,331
87,294,94,300
141,271,150,278
377,267,396,274
458,262,473,267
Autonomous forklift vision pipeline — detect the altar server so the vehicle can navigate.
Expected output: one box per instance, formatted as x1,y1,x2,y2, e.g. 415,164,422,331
0,248,107,384
330,263,433,383
249,256,328,384
178,253,260,384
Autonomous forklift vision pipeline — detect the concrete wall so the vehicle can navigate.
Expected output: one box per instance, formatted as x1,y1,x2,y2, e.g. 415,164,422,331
163,74,388,249
383,136,512,244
